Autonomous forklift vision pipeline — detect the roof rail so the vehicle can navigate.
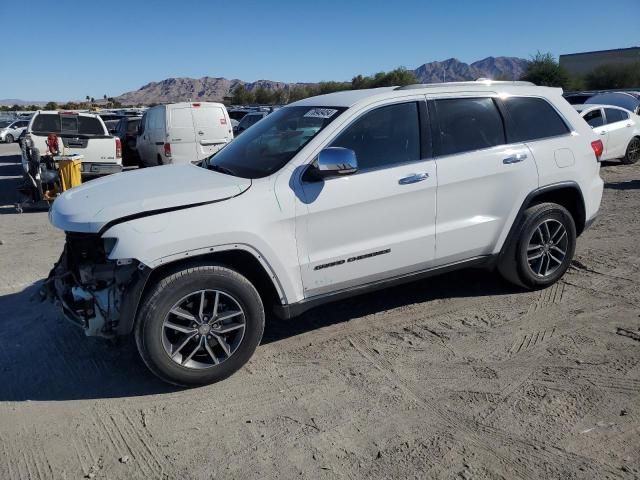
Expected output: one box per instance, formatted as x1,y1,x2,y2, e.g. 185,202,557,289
395,80,535,90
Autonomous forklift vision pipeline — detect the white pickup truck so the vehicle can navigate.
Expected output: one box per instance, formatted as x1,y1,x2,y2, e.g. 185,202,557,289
23,111,122,176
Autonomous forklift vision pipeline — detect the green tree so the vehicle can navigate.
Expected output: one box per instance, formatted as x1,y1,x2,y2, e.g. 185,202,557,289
520,52,570,88
585,62,640,90
350,67,417,89
272,89,288,105
231,84,254,105
288,86,312,102
44,101,58,110
253,87,274,105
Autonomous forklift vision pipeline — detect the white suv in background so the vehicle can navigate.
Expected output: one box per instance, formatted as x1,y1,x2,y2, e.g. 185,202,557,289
136,102,233,167
46,81,603,386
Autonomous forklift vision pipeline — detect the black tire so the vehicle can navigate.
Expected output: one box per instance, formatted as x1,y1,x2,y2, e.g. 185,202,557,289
5,134,14,143
135,264,264,387
157,154,164,166
498,202,576,289
621,136,640,165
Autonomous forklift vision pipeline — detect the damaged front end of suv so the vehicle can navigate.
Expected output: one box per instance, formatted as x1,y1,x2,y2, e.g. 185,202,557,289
42,233,147,338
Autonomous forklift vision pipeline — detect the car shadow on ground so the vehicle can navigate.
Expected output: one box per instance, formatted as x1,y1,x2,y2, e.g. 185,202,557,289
0,269,518,402
605,179,640,191
263,267,519,344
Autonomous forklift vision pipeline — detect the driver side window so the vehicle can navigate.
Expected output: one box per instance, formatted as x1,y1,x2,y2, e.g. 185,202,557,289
330,102,420,171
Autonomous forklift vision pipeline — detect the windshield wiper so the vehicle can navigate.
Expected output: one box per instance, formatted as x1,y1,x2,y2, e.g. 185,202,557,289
208,163,237,176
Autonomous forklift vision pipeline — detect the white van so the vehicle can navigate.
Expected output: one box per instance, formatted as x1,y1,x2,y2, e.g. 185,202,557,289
137,102,233,166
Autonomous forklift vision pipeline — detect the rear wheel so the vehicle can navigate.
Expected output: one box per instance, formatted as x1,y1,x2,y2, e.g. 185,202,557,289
621,137,640,164
5,134,13,143
135,264,265,386
499,202,576,289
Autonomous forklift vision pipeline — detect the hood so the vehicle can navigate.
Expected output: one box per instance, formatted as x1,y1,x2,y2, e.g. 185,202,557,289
50,164,250,233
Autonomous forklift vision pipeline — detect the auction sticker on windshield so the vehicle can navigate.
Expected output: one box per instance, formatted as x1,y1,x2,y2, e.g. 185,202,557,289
304,108,338,119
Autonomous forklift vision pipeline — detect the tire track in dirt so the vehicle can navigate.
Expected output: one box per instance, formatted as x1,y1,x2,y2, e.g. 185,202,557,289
527,282,565,314
346,335,536,480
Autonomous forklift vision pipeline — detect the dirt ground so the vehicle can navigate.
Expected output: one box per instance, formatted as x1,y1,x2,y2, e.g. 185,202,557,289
0,142,639,480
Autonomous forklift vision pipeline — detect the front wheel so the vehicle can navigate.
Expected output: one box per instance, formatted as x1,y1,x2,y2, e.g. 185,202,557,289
621,137,640,164
499,202,576,289
135,264,265,386
5,134,14,143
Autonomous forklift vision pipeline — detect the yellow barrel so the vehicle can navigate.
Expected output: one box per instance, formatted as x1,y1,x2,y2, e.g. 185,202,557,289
58,159,83,191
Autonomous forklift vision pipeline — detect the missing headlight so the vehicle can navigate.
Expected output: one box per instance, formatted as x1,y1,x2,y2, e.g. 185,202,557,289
103,237,117,256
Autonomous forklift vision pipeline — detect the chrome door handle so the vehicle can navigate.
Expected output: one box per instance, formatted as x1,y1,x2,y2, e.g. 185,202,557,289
503,153,527,164
399,172,429,185
198,131,204,135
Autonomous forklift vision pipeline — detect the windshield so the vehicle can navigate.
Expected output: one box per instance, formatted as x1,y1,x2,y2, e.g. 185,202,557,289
207,106,345,178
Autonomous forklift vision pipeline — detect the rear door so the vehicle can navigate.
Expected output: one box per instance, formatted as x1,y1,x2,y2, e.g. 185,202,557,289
431,96,538,264
167,105,196,163
582,108,608,157
603,108,632,159
191,104,232,160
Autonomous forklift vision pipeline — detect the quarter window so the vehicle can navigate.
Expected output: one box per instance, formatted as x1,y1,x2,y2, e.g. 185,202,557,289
503,97,570,142
583,109,604,128
433,97,505,156
604,108,629,124
331,102,420,170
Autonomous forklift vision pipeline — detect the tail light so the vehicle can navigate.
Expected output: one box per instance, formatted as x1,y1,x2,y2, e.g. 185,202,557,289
163,143,172,157
591,140,603,160
115,137,122,159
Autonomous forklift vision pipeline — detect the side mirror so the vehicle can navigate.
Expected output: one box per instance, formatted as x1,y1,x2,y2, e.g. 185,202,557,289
315,147,358,178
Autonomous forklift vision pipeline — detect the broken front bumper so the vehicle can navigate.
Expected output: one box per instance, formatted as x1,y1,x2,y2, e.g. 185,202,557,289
43,233,141,338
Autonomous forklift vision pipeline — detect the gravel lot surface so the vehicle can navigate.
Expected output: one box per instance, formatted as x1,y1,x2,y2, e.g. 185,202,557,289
0,142,639,479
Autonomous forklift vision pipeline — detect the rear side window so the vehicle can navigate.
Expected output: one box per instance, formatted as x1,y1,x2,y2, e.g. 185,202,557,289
503,97,570,142
331,102,420,170
583,109,604,128
32,114,61,133
433,97,505,156
604,108,629,124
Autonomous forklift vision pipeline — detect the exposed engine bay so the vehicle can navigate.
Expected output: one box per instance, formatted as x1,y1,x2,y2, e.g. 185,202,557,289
43,233,140,337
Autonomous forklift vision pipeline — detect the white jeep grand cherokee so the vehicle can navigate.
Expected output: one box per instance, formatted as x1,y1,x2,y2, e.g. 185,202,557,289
45,81,604,386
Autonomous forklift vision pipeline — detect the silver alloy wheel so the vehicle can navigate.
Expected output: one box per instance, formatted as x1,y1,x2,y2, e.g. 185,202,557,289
526,219,568,278
628,138,640,162
162,289,246,369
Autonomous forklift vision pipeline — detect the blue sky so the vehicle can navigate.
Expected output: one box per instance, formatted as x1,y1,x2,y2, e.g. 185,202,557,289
1,0,637,101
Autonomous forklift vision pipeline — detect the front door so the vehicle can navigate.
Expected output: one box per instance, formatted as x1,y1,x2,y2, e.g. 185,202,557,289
295,101,437,297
